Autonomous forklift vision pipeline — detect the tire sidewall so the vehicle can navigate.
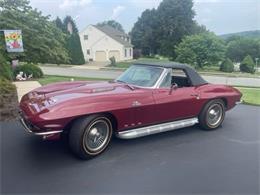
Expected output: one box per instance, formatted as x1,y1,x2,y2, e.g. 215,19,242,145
82,116,112,156
199,99,225,130
69,115,113,159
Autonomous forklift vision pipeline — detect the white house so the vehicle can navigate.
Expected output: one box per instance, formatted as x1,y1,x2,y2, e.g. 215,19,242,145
79,25,133,62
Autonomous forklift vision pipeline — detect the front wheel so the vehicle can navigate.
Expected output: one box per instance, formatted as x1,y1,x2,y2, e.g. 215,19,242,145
199,99,225,130
69,115,113,159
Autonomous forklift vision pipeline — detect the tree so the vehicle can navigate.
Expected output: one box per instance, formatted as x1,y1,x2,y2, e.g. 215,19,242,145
175,33,226,68
63,16,78,33
130,9,159,56
0,0,69,64
220,58,234,73
54,17,64,32
97,20,124,32
130,0,197,58
156,0,195,58
62,16,85,65
240,55,255,73
226,37,260,62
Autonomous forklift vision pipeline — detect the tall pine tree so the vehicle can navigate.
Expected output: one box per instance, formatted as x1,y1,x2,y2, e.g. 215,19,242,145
58,16,85,65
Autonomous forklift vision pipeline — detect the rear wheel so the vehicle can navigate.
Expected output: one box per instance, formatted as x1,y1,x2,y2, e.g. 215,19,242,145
199,99,225,130
69,115,113,159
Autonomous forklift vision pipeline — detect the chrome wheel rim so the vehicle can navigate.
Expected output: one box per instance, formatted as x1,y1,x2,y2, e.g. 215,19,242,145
84,119,110,152
207,104,223,127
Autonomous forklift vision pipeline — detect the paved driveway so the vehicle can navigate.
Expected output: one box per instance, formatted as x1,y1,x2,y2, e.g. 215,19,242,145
1,105,259,194
41,66,260,87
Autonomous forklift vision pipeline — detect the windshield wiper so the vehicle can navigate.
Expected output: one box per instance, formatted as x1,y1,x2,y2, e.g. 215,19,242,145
116,80,135,90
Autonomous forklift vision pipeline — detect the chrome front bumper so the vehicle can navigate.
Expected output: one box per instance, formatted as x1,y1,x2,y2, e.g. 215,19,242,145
20,117,63,136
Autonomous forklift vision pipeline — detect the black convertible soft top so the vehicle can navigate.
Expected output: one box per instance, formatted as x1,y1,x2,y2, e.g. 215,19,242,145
134,62,208,86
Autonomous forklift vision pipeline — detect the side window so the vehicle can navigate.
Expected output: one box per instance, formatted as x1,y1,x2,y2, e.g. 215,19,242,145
125,49,127,57
171,69,191,87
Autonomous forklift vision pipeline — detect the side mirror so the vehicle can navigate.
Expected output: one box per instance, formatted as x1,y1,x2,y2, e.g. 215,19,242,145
169,83,178,95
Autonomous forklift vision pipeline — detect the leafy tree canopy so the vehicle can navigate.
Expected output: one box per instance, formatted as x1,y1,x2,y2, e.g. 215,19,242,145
97,20,125,33
175,33,226,68
226,36,260,63
131,0,202,58
0,0,69,64
130,9,159,56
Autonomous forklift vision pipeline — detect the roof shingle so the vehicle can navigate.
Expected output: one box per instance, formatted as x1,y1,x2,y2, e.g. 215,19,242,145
94,25,133,47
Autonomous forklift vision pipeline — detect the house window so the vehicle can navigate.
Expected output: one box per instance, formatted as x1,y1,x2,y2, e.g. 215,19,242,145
87,49,90,55
129,48,132,57
84,35,88,40
125,49,127,57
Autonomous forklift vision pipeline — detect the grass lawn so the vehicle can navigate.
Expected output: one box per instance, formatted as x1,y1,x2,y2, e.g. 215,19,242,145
236,87,260,106
38,75,108,85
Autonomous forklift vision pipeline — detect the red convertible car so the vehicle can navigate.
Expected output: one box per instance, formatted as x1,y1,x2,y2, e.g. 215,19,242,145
20,62,242,159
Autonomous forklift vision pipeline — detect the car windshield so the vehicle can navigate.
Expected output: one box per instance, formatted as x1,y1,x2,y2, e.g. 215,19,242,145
116,65,164,87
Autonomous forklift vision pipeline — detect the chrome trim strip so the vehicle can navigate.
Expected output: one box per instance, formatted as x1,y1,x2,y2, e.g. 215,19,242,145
154,68,169,88
20,118,63,136
116,117,198,139
235,100,243,105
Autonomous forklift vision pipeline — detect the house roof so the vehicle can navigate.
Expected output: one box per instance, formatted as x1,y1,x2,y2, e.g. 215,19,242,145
94,25,133,48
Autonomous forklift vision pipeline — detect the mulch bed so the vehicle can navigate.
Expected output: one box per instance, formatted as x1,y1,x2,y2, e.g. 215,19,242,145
0,90,19,121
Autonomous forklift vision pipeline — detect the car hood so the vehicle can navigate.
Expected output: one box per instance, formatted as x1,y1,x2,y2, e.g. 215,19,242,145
20,81,134,112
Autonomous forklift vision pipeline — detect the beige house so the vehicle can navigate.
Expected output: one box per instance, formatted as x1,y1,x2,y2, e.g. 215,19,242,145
79,25,133,62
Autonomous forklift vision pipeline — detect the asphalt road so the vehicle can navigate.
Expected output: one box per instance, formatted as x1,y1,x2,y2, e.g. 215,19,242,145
41,66,260,87
1,105,260,194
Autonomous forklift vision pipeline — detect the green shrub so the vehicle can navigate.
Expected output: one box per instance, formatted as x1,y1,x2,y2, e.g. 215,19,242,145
0,77,16,94
0,77,18,121
220,58,234,73
109,56,116,66
240,55,255,73
14,63,43,78
0,53,13,81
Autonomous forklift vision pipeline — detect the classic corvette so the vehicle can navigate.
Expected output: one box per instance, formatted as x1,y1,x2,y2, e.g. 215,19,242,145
20,62,242,159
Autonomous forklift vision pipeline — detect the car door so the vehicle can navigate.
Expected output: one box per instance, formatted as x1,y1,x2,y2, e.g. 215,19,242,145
131,88,156,128
152,69,201,124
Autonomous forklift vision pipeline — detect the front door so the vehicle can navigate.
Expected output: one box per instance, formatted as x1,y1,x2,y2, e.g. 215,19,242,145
152,86,201,124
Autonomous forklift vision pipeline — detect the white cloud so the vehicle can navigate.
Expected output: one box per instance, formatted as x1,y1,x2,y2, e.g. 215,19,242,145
110,5,126,20
59,0,92,10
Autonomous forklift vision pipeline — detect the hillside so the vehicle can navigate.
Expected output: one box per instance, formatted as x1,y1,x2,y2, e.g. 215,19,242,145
219,30,260,39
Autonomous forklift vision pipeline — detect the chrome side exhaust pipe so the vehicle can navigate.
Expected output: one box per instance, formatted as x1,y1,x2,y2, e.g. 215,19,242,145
116,117,198,139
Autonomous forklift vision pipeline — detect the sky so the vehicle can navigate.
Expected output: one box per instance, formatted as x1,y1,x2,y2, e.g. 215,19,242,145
29,0,260,35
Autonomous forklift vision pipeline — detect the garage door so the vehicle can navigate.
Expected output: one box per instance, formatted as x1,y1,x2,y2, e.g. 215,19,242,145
95,51,106,61
108,50,120,61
